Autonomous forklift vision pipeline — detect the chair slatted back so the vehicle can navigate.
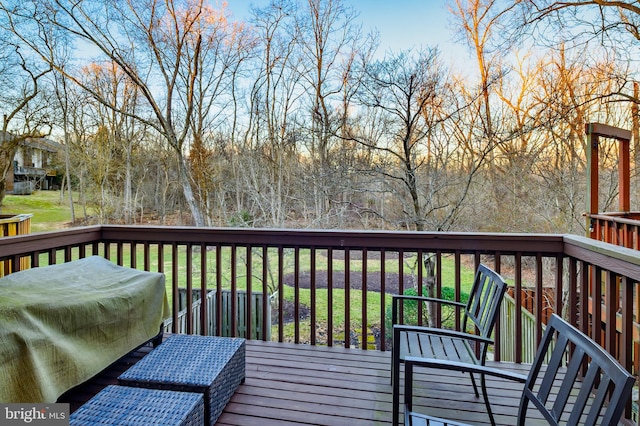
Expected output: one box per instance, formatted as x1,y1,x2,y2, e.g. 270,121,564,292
462,264,507,356
517,314,635,426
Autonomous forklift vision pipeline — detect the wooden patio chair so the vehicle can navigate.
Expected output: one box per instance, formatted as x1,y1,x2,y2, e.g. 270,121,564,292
391,264,507,426
402,314,636,425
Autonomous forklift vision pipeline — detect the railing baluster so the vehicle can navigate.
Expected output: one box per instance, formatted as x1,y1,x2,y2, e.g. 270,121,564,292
579,261,589,336
417,249,423,327
380,249,386,351
261,245,269,342
310,246,317,346
554,255,563,323
605,270,618,356
246,245,253,342
185,244,193,335
514,253,522,363
567,258,577,326
117,242,123,266
200,243,207,336
535,254,543,345
157,244,164,274
143,243,150,271
435,251,442,329
328,248,333,347
398,249,404,324
128,243,133,268
620,276,633,421
277,246,284,343
294,246,300,344
454,252,461,331
362,248,368,350
171,243,178,334
344,248,351,348
230,244,237,338
215,244,222,337
592,265,603,345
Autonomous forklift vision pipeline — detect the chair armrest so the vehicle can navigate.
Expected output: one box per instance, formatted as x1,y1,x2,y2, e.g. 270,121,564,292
402,357,527,420
393,324,494,346
391,294,466,325
404,356,527,383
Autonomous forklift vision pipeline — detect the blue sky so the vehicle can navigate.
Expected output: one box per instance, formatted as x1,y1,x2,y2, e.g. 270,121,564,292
346,1,459,54
226,1,469,63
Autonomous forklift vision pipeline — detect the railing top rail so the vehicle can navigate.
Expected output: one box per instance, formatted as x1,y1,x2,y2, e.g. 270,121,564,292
563,234,640,281
0,214,33,224
3,226,640,281
588,212,640,222
99,225,566,254
0,225,102,257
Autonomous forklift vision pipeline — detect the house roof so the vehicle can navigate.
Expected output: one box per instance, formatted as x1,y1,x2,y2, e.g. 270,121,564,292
22,137,59,153
0,131,60,153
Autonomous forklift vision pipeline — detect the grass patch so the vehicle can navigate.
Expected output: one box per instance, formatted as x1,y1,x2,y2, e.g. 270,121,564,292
1,190,83,233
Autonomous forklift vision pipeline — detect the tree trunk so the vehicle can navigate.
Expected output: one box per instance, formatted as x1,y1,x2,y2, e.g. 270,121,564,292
123,142,132,223
0,134,21,206
423,254,437,327
177,153,205,227
62,123,75,223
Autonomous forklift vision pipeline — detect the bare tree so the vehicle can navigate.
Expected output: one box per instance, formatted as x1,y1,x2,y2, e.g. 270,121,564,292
76,61,147,223
239,0,304,227
509,1,640,118
1,0,246,226
353,49,451,231
51,71,75,222
0,37,52,204
295,0,365,220
450,0,518,190
186,5,255,226
504,0,640,226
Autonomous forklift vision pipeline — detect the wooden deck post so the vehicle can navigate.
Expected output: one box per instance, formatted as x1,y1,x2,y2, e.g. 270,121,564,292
585,123,632,239
585,125,599,240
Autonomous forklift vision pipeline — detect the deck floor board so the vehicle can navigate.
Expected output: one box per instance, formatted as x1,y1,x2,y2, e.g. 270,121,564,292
57,338,611,425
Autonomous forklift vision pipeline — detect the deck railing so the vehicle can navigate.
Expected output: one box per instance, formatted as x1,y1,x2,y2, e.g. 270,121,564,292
0,226,638,369
587,212,640,249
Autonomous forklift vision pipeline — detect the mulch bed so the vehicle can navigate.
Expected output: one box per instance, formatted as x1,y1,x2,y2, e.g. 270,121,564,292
282,270,420,294
273,270,424,325
274,270,435,348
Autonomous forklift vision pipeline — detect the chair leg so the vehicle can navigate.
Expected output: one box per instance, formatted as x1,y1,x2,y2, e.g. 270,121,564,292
469,372,480,398
390,348,394,385
480,372,496,426
392,360,401,426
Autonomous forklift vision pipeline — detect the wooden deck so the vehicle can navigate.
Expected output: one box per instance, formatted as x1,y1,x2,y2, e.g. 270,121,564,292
220,341,536,426
58,339,543,425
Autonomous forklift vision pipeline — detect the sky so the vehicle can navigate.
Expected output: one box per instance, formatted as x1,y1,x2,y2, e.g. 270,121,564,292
226,1,470,65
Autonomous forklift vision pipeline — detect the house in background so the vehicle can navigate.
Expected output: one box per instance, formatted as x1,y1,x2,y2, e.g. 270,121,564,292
7,137,60,195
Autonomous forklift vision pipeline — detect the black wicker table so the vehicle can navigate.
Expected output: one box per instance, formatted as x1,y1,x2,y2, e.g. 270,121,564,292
69,385,204,425
118,335,245,425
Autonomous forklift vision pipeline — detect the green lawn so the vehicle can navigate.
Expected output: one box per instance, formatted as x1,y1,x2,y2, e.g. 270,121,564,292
1,190,82,233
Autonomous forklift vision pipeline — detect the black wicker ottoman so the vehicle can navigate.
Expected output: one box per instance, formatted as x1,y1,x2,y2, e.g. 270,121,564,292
118,335,245,425
69,385,204,425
